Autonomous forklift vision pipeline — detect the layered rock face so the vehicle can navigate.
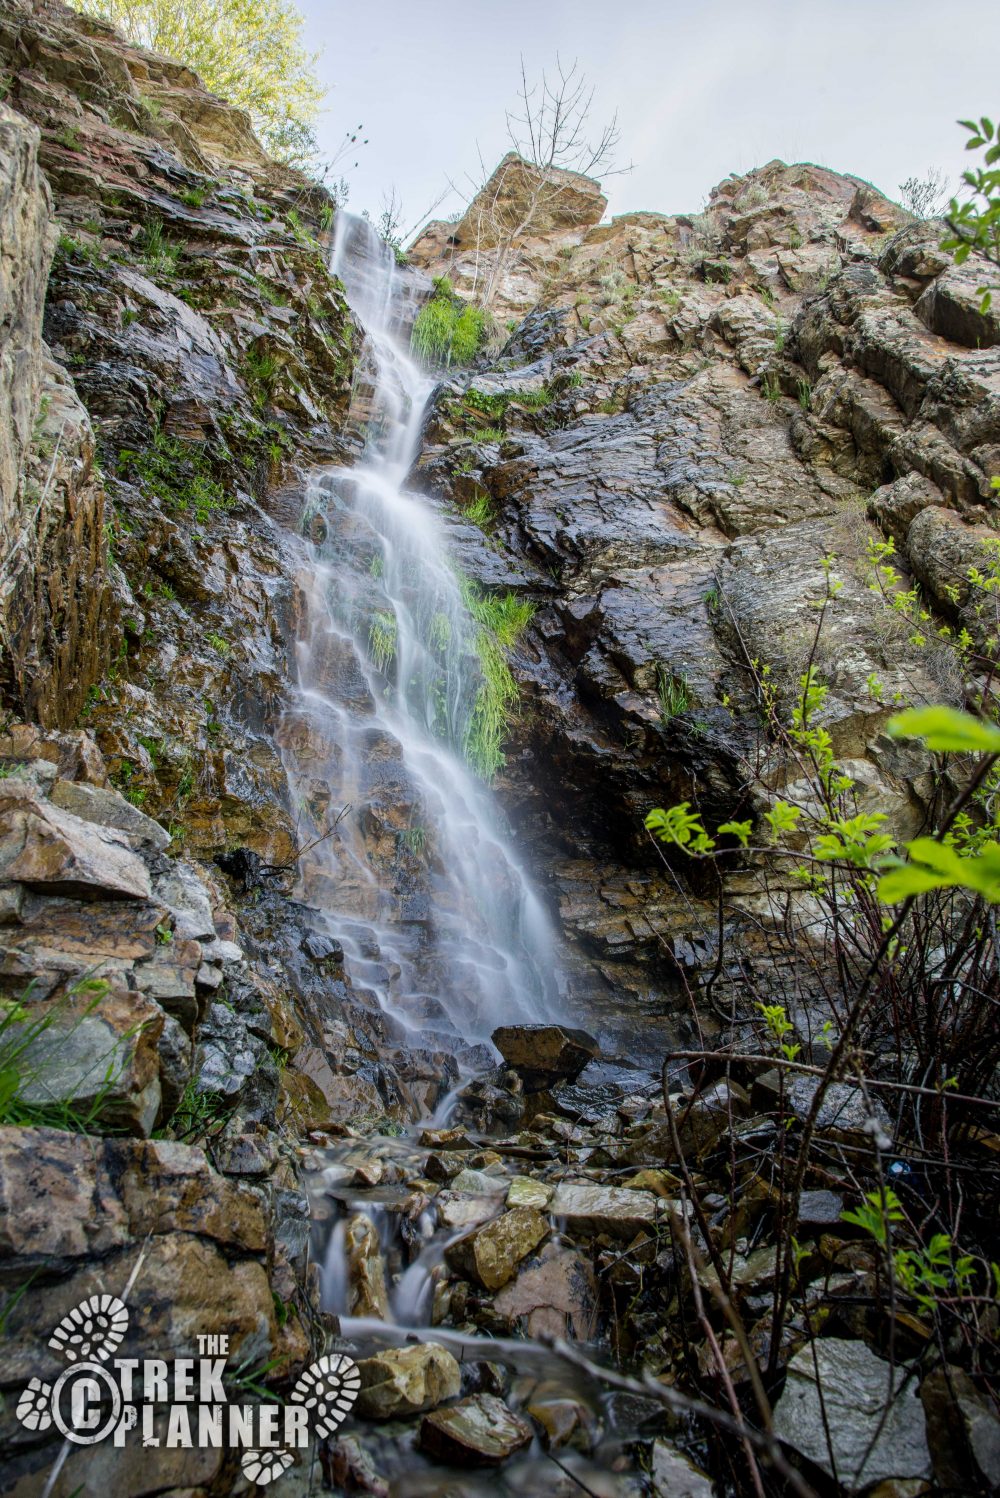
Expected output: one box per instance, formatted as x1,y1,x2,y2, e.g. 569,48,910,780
0,100,112,726
412,155,999,1035
1,6,999,1487
0,3,366,1488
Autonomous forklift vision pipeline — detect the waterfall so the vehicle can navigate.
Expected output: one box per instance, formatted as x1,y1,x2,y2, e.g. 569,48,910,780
278,212,559,1057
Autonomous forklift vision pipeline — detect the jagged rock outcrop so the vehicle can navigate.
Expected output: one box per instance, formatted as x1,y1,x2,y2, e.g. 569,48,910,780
0,4,372,1486
0,100,112,726
413,156,999,1030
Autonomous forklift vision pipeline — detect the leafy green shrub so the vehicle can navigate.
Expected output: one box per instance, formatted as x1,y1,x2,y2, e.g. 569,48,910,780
941,115,1000,309
411,278,488,367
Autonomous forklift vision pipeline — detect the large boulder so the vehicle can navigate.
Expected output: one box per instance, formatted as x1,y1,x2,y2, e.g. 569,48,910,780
491,1023,599,1090
419,1392,533,1466
550,1180,659,1238
0,781,152,900
773,1338,932,1489
445,1206,550,1291
450,152,606,250
355,1343,461,1420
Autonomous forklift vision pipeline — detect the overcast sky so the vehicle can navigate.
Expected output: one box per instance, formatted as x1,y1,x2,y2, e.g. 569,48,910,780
298,0,996,238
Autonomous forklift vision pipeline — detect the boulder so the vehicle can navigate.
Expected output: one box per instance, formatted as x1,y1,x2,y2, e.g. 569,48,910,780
786,1077,892,1148
419,1392,533,1465
0,783,152,900
492,1240,599,1338
48,779,171,852
344,1212,389,1319
506,1174,553,1209
435,1191,502,1232
550,1180,658,1238
650,1439,716,1497
527,1394,596,1452
920,1364,1000,1494
773,1338,932,1488
491,1024,600,1090
355,1343,461,1420
446,1206,550,1290
7,986,165,1136
448,1167,509,1197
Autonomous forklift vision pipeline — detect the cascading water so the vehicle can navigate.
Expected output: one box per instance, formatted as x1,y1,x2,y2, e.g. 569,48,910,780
278,212,559,1060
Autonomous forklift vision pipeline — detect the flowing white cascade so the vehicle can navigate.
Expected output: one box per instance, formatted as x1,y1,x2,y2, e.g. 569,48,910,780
279,212,559,1051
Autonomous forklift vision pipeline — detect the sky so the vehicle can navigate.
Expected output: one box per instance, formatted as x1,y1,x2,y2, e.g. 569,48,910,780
298,0,997,239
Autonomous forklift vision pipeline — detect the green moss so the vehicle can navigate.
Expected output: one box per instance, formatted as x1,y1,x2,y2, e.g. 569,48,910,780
459,579,535,781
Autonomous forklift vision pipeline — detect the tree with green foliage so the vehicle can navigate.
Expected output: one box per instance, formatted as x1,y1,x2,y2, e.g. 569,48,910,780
69,0,325,166
942,114,1000,310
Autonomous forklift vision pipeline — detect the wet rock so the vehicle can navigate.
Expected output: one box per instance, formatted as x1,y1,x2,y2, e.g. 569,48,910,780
326,1435,390,1497
786,1077,892,1147
420,1126,475,1149
492,1023,600,1090
446,1205,550,1290
435,1191,502,1232
920,1364,1000,1493
48,779,171,851
527,1394,596,1452
621,1168,683,1197
455,1074,525,1130
698,1244,778,1298
424,1150,467,1182
773,1337,932,1488
492,1240,599,1338
506,1175,553,1209
460,1360,512,1397
797,1189,844,1229
345,1212,390,1318
550,1180,658,1238
650,1439,716,1497
419,1391,533,1466
449,1166,509,1196
355,1342,461,1419
622,1081,750,1166
8,985,165,1136
0,782,152,900
152,862,216,940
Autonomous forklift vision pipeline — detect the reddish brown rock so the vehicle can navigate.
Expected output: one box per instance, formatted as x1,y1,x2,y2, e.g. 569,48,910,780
491,1023,600,1089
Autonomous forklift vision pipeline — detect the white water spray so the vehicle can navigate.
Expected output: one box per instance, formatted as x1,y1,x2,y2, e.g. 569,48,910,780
279,213,559,1053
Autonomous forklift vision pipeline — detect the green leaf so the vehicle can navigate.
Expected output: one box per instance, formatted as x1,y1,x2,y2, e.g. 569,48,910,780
717,819,752,848
878,838,1000,904
887,705,1000,754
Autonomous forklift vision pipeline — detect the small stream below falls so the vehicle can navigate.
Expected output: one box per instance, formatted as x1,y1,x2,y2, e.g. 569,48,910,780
277,217,674,1493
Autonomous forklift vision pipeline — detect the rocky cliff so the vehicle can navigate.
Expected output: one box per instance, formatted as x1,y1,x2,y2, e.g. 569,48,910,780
1,3,998,1493
409,155,999,1033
